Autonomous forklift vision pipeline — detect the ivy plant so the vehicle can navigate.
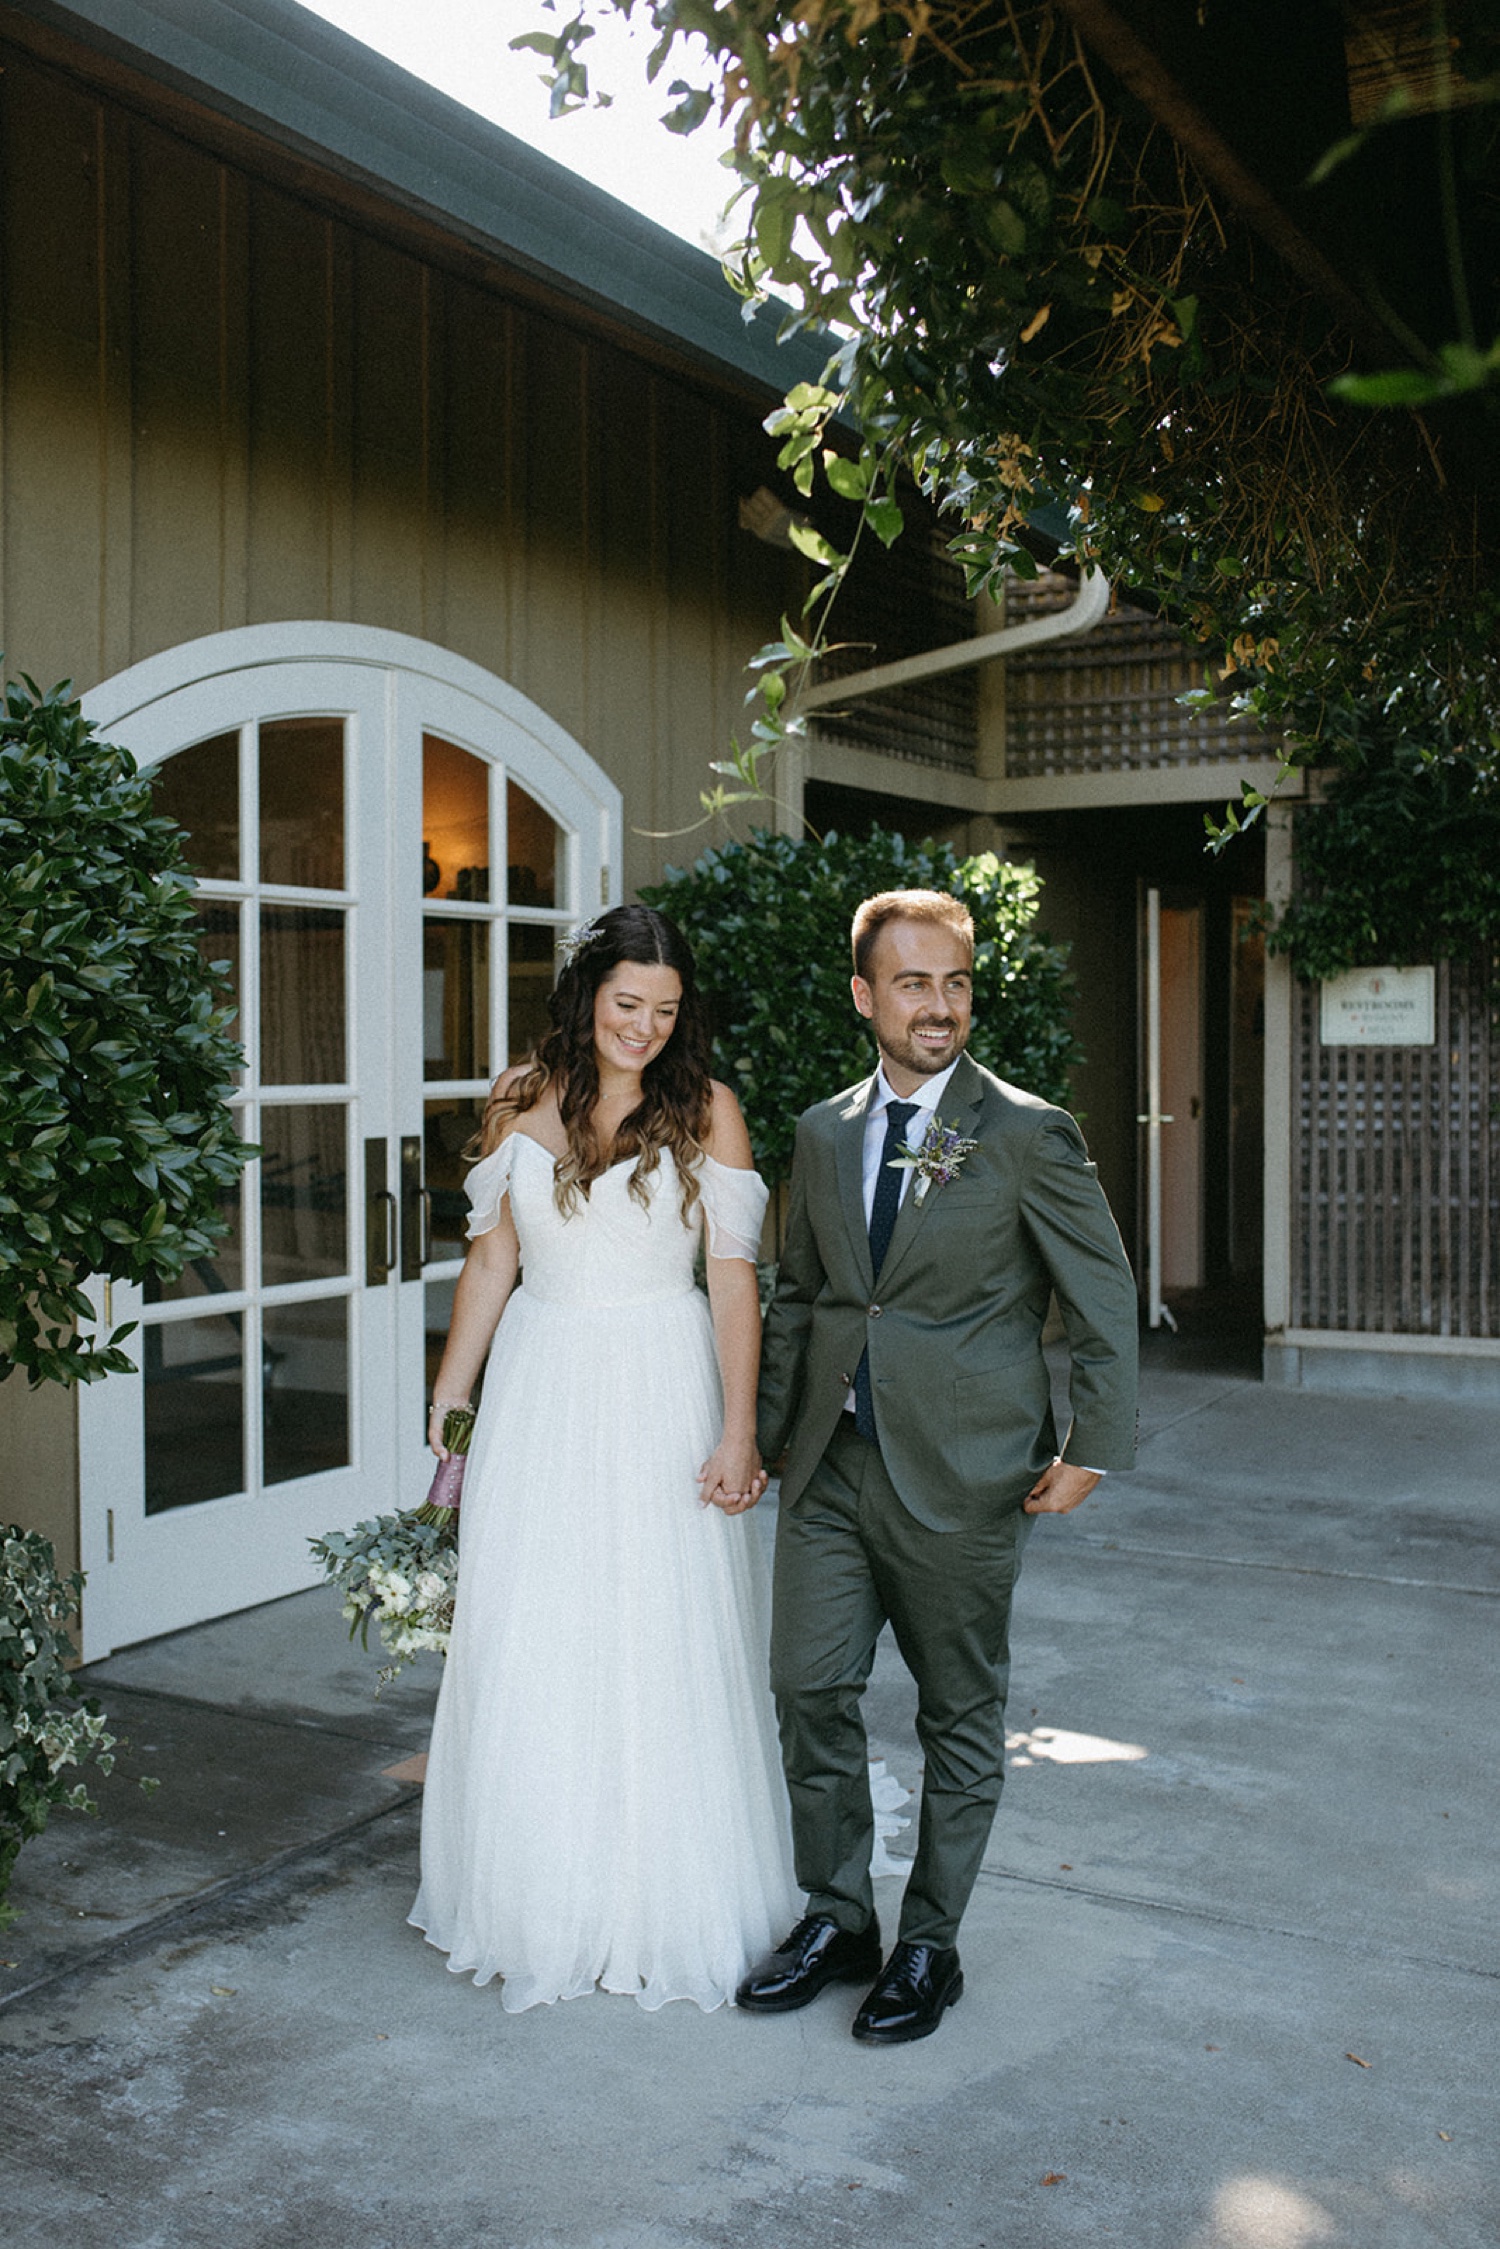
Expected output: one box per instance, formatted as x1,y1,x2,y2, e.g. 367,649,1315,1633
0,1526,118,1921
642,826,1078,1189
0,675,253,1385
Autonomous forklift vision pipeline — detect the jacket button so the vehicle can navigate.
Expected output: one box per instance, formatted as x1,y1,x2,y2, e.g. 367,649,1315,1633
868,1303,882,1318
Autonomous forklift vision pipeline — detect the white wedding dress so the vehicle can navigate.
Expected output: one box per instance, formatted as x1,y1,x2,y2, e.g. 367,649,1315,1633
410,1130,801,2012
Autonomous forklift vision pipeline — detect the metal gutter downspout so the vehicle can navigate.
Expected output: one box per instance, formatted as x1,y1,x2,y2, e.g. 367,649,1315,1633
793,566,1111,715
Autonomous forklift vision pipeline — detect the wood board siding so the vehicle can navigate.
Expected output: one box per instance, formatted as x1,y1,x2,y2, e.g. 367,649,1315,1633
1291,955,1500,1336
0,37,798,898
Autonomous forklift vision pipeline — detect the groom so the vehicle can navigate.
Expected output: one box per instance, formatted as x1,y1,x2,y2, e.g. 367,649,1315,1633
741,888,1138,2042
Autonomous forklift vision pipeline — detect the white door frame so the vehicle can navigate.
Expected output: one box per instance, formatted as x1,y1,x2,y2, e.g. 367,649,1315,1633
76,624,621,1659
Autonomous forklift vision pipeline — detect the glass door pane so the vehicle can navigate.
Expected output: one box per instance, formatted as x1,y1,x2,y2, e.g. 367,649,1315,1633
424,1096,486,1264
152,730,240,880
507,923,557,1064
261,907,347,1083
143,1317,245,1514
261,717,345,889
423,734,489,901
423,919,489,1080
263,1298,351,1486
260,1105,349,1285
507,779,565,908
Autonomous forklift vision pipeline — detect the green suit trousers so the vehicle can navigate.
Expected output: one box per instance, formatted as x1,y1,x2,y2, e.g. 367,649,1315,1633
770,1416,1033,1948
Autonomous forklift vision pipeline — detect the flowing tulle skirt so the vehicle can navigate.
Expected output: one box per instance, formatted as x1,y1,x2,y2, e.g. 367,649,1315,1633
410,1283,800,2012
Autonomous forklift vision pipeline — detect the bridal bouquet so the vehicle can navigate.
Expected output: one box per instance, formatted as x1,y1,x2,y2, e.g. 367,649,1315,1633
309,1407,474,1688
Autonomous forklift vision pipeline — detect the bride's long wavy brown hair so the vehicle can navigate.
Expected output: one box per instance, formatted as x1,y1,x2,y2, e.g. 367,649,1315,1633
475,904,713,1217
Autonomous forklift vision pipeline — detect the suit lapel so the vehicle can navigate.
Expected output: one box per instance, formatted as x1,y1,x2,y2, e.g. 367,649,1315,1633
874,1052,987,1293
835,1077,878,1291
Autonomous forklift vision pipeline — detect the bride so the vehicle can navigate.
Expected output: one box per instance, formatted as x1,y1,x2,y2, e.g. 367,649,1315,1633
410,903,800,2011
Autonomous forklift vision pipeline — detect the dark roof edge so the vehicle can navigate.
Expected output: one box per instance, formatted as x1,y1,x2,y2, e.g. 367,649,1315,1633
6,0,826,398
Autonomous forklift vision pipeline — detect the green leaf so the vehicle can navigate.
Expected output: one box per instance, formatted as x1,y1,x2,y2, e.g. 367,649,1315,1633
781,382,840,416
663,82,713,136
984,200,1028,257
787,522,846,569
865,497,904,548
754,181,799,273
822,453,870,502
1329,367,1448,407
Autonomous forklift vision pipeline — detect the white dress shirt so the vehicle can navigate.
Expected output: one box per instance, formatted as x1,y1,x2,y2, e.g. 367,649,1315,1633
860,1058,962,1225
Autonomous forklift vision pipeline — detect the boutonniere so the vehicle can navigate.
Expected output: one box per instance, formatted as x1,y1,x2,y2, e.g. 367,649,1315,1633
889,1116,981,1206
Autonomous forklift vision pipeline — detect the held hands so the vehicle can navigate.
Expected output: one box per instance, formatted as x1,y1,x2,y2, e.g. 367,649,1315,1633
1023,1457,1102,1515
697,1435,768,1516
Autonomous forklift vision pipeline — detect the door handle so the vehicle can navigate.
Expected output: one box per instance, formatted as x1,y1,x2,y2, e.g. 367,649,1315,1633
364,1138,397,1284
399,1135,424,1281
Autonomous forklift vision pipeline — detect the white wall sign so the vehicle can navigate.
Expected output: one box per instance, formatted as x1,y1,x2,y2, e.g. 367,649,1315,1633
1319,965,1435,1046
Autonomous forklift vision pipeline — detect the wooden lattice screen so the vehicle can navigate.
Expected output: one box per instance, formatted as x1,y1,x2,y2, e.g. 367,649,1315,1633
1291,956,1500,1335
810,522,978,771
1003,573,1263,775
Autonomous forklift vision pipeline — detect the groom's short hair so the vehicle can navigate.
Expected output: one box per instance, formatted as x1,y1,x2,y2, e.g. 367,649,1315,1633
852,889,975,981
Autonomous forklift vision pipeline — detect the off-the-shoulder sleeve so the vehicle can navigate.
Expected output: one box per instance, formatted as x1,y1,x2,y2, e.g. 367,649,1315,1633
465,1137,518,1240
699,1154,769,1263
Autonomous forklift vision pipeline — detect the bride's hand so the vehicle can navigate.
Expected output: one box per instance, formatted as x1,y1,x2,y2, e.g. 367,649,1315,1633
697,1438,767,1515
427,1402,454,1459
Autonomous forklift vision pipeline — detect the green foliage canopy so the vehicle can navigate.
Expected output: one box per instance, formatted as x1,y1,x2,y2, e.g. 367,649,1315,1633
1272,757,1500,982
642,827,1078,1187
0,677,252,1385
524,3,1500,973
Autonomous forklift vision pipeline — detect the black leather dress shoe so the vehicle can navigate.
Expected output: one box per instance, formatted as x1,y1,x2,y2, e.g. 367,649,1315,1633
851,1941,964,2043
736,1914,884,2012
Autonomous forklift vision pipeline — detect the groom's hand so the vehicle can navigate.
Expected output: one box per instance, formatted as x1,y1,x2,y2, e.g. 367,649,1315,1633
697,1439,768,1515
1023,1459,1101,1515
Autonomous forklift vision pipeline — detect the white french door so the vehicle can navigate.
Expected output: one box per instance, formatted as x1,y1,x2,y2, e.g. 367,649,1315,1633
77,628,619,1657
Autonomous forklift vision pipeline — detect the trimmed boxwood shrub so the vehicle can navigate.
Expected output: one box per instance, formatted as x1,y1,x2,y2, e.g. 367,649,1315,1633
643,826,1079,1190
0,675,252,1385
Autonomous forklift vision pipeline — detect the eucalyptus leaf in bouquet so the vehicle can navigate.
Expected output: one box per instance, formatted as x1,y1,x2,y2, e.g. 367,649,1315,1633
309,1512,458,1690
310,1407,473,1688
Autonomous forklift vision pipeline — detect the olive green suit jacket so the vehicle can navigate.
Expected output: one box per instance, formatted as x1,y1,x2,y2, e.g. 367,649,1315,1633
757,1052,1139,1532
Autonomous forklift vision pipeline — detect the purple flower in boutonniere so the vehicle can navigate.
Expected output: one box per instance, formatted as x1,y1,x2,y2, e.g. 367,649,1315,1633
889,1116,981,1206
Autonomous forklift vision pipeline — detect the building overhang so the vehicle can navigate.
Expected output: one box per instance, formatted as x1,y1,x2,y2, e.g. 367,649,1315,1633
0,0,825,405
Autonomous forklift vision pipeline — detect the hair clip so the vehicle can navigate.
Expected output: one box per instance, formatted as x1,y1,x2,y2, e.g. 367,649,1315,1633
557,918,604,973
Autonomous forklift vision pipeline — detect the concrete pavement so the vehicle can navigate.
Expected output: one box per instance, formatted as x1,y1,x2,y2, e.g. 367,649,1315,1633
3,1337,1497,2248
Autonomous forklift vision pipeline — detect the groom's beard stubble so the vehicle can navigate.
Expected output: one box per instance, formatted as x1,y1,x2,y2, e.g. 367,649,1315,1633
880,1018,968,1079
